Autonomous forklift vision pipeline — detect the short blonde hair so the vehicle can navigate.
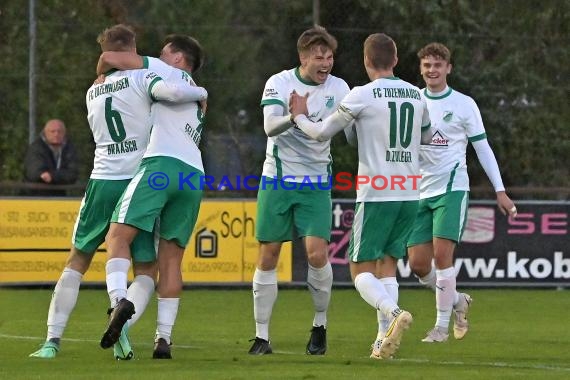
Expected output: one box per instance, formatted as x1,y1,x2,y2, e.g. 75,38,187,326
97,24,136,52
297,25,338,54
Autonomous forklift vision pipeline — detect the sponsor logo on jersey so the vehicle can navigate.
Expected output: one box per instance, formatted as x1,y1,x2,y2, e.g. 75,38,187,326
325,95,335,108
145,72,159,81
430,130,449,146
264,88,278,97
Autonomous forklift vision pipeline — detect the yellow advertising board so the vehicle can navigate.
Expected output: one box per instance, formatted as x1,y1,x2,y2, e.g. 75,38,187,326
183,200,291,282
0,198,291,284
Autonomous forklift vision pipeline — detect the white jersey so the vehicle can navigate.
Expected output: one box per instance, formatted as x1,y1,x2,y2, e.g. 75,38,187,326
86,69,158,180
142,57,204,172
419,86,487,198
260,68,349,181
341,77,430,202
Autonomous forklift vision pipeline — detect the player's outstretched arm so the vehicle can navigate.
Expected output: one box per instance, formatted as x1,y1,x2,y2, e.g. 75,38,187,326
291,90,353,142
294,109,352,142
472,139,517,217
151,78,208,104
97,52,143,75
344,123,357,146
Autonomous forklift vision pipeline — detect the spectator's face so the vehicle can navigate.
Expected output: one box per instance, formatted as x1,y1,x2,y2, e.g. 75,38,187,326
44,121,66,146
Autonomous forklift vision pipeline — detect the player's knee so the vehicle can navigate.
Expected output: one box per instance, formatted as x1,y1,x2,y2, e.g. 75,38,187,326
133,261,158,280
408,255,431,277
306,250,328,268
104,229,120,248
433,254,453,270
65,251,91,274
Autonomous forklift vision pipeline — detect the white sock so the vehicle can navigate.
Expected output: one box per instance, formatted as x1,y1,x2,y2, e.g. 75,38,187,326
307,262,333,327
127,274,155,327
252,268,277,341
435,267,456,329
46,268,83,340
155,298,179,344
419,267,437,291
106,258,131,307
377,277,399,338
453,291,460,306
354,272,399,316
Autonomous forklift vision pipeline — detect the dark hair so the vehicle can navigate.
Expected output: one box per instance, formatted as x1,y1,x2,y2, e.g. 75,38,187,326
297,25,338,54
363,33,397,70
97,24,136,52
163,34,204,72
417,42,451,63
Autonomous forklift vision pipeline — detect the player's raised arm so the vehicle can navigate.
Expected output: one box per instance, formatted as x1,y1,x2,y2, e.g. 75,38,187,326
291,91,354,142
97,51,143,75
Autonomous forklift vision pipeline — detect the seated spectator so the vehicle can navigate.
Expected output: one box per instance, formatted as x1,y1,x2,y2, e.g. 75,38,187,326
23,119,79,196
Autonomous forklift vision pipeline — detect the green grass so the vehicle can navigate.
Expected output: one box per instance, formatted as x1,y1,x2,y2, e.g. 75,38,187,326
0,288,568,379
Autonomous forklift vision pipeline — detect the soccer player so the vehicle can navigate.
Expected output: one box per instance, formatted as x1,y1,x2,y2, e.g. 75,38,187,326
407,42,517,343
248,26,349,356
97,34,206,360
29,25,207,360
290,33,432,359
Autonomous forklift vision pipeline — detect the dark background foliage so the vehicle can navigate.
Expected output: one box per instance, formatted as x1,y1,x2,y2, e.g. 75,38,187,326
0,0,568,198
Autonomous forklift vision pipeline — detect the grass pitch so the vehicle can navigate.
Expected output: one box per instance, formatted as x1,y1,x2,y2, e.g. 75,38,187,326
0,288,568,379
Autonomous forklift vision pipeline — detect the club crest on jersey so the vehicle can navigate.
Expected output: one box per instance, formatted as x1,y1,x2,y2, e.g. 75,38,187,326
325,95,335,108
308,112,320,120
443,111,454,122
430,130,449,146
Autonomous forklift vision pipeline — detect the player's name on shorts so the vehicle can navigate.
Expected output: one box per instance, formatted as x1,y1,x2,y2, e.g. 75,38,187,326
386,150,412,162
88,77,130,100
372,87,420,100
107,139,138,155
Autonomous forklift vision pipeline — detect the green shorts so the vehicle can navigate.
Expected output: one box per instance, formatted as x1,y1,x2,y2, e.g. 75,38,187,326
407,191,469,246
256,177,332,242
73,179,157,263
349,200,419,262
112,156,203,248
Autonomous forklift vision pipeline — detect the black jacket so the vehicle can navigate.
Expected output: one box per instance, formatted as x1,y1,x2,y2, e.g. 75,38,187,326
23,136,79,195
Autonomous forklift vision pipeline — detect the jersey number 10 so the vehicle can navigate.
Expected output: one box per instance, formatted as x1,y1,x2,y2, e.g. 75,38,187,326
388,101,414,149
